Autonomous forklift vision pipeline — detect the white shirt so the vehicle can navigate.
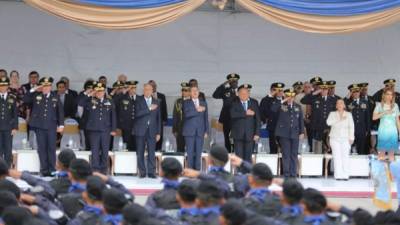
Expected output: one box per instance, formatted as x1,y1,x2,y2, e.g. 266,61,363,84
193,98,199,107
0,93,7,100
326,111,355,140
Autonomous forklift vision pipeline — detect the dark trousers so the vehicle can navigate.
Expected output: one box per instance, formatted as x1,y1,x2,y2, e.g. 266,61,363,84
35,128,57,175
305,122,313,152
89,130,111,174
280,137,299,177
136,128,156,176
156,123,164,151
354,133,367,155
234,139,253,163
0,130,12,168
122,128,136,151
185,136,203,170
176,133,185,153
84,129,91,150
268,130,279,154
223,122,232,152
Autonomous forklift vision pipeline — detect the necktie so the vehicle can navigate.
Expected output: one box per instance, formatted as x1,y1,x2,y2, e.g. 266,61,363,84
242,101,247,111
146,98,151,107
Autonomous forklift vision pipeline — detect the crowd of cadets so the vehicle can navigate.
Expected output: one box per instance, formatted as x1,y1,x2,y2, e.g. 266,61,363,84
0,146,399,225
0,69,399,178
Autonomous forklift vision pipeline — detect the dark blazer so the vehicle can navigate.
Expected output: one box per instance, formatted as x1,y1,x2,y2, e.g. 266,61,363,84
344,98,371,135
182,99,209,137
230,97,261,141
156,92,168,123
212,84,236,124
0,93,18,131
114,93,136,130
273,102,304,139
133,95,161,137
60,92,77,119
23,91,64,130
78,95,116,132
259,95,281,131
301,94,336,131
21,83,35,93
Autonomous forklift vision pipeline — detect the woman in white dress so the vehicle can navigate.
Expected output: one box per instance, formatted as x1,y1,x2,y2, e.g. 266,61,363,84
326,99,355,180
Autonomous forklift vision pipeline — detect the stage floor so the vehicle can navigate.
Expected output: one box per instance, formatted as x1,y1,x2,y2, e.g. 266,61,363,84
111,176,396,198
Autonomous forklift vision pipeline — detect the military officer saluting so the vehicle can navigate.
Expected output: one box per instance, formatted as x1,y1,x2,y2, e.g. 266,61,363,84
212,73,240,152
260,82,285,154
345,84,370,155
114,80,138,151
301,81,336,154
273,88,304,178
23,77,64,176
327,80,341,101
0,77,18,168
172,82,191,153
78,82,117,174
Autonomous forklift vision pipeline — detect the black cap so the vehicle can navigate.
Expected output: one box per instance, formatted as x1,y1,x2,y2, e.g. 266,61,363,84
93,81,106,91
0,190,18,214
310,76,322,85
0,77,10,86
126,80,139,87
319,81,329,89
282,178,304,204
113,81,126,89
358,83,369,88
251,163,273,181
292,81,303,88
58,149,76,169
86,176,106,201
39,77,54,86
384,79,396,85
209,145,229,163
103,188,129,214
122,203,150,225
283,88,296,97
2,206,33,225
0,179,21,199
271,82,285,90
180,82,190,90
238,84,252,91
221,199,247,225
226,73,240,81
161,157,183,178
196,180,224,203
348,84,360,92
69,159,92,180
0,157,9,176
327,80,336,87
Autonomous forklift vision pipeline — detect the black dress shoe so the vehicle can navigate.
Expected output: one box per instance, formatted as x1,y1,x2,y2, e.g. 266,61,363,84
148,174,157,179
139,174,146,178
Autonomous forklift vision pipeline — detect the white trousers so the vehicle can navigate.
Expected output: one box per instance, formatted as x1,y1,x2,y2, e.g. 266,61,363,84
330,138,350,179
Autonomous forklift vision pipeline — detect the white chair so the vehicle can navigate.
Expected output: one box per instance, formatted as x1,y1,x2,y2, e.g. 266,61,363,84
113,151,137,174
300,154,324,177
60,119,80,150
15,150,40,173
28,130,38,150
13,117,29,150
348,155,370,177
255,154,279,175
75,151,91,162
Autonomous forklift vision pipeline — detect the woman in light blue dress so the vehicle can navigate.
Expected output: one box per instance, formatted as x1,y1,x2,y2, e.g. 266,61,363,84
373,89,400,161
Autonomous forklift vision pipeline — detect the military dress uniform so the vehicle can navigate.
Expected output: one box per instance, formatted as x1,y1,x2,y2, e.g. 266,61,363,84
327,80,341,102
273,89,304,178
172,82,191,153
0,78,18,167
301,81,336,154
372,79,400,106
78,82,117,173
260,82,285,154
345,84,370,155
358,82,376,153
212,73,240,152
23,77,64,176
114,81,138,151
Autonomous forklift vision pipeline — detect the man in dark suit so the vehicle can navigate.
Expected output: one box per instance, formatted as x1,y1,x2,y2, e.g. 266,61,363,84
59,76,78,97
0,77,18,168
78,82,117,174
148,80,167,151
183,86,209,170
359,82,376,153
57,80,77,119
259,82,285,154
114,80,138,151
345,84,370,155
23,77,64,176
212,73,240,152
301,81,336,154
273,88,304,178
172,82,191,153
134,83,161,178
22,71,40,93
77,80,94,150
327,80,341,102
230,84,260,164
